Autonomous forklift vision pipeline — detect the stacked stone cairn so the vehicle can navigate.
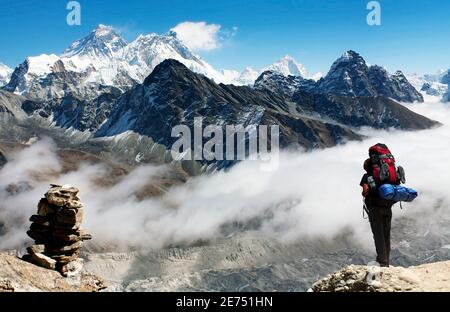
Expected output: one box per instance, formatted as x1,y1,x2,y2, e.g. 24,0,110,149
24,184,92,276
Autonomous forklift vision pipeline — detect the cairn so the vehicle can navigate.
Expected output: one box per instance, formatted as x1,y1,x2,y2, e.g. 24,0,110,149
24,184,92,276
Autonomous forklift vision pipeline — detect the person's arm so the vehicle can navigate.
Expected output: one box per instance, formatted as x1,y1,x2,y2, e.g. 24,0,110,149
361,183,370,197
360,173,370,197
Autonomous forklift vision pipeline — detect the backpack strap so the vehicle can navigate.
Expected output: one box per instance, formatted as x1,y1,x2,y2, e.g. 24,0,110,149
363,198,369,219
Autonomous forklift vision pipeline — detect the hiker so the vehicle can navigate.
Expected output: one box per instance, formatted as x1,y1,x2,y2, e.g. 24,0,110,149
360,144,398,267
360,144,418,267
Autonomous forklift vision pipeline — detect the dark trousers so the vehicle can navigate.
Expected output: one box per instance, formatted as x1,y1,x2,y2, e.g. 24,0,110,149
368,206,392,267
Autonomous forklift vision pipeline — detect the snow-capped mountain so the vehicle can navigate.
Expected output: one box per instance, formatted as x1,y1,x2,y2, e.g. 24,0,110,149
254,71,316,97
232,67,260,85
254,50,424,103
265,55,308,77
230,55,319,86
407,70,449,102
4,25,225,100
315,50,423,102
0,62,12,87
120,31,224,83
63,24,127,60
95,59,364,159
95,60,436,150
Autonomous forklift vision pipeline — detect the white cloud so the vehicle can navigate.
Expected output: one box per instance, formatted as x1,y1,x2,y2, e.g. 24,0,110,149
171,21,227,52
1,103,450,252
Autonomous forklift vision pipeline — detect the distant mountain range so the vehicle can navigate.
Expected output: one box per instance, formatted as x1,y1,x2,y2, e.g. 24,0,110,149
3,24,439,99
1,58,438,170
407,70,450,102
256,50,425,103
2,25,320,100
0,25,442,168
0,62,12,87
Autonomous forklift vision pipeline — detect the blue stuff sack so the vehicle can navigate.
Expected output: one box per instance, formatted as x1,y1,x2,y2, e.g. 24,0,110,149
378,184,418,202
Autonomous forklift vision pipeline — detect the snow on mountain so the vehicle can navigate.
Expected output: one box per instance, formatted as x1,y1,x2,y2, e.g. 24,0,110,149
265,55,308,77
0,62,13,87
4,25,227,99
62,24,127,61
121,31,224,83
407,70,449,102
229,55,318,86
316,50,424,102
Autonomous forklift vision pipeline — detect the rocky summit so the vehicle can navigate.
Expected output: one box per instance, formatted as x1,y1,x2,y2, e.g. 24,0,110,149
0,252,105,292
311,261,450,292
24,184,92,277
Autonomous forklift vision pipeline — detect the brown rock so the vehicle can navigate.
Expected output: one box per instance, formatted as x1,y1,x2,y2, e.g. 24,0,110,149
0,252,106,292
46,185,83,208
27,252,57,270
58,258,84,277
27,230,53,243
29,215,51,226
37,198,57,216
56,208,83,225
55,233,81,243
26,244,45,255
30,222,52,233
45,241,82,254
51,250,80,264
54,227,81,235
54,222,81,231
80,231,92,241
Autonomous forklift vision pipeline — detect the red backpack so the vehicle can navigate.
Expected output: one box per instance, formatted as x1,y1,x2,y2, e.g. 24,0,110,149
368,143,398,185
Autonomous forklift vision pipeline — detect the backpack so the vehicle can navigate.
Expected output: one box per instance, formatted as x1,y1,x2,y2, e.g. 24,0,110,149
368,143,402,185
378,184,418,203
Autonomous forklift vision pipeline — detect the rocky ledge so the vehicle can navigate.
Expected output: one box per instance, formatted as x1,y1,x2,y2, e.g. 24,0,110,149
310,261,450,292
0,252,106,292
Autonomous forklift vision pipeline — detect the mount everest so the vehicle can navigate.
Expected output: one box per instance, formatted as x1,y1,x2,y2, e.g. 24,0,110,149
1,24,445,103
0,25,442,158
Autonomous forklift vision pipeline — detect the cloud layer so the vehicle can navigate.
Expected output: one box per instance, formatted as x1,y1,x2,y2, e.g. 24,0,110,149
0,102,449,252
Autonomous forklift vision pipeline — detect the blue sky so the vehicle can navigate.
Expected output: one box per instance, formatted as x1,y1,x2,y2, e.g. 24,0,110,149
0,0,449,75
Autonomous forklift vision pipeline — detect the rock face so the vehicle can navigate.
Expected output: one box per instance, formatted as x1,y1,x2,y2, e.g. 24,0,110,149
254,71,316,97
96,59,363,157
311,261,450,292
0,90,28,119
0,252,105,292
257,51,424,103
24,185,92,277
316,51,424,102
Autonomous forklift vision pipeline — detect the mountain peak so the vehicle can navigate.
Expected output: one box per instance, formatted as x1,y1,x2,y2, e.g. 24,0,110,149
93,24,115,36
62,25,127,58
265,55,308,77
341,50,362,60
143,59,198,86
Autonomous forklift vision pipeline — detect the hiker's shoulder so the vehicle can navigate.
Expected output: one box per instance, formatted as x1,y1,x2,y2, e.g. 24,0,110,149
360,173,368,185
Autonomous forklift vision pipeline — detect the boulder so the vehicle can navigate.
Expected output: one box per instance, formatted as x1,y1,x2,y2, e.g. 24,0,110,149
26,252,57,270
26,244,45,255
45,241,82,254
37,198,57,216
56,207,83,225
